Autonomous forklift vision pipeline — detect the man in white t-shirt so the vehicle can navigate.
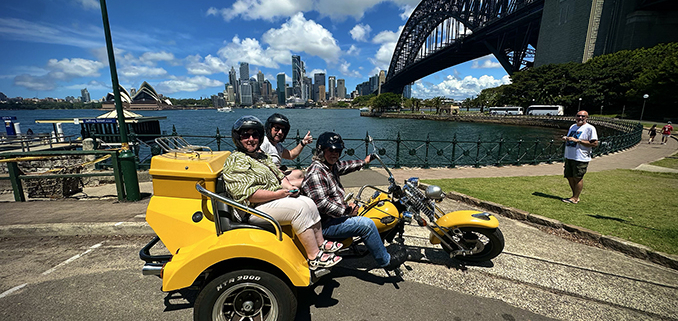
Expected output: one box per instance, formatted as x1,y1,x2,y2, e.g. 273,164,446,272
260,113,313,187
561,110,598,204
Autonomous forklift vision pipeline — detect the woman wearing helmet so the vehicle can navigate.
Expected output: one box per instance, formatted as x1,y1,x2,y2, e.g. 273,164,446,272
260,113,312,186
301,132,406,270
222,116,342,269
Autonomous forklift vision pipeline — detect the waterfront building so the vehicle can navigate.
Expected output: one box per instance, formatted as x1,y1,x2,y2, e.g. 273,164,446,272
212,94,226,108
229,67,238,100
313,73,325,102
328,76,336,99
239,62,250,81
102,81,171,110
276,73,286,106
303,77,312,101
337,79,346,99
285,86,294,100
239,80,253,106
356,81,371,96
318,85,326,101
378,70,386,94
262,79,272,102
292,55,303,98
81,88,91,103
226,85,236,103
403,83,412,99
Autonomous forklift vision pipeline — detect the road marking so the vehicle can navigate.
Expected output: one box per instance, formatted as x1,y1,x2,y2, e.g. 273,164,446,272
115,222,124,226
42,243,103,276
0,283,27,299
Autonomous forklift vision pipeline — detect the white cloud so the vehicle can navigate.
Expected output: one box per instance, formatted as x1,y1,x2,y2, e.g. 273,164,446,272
155,76,224,94
339,61,361,78
314,0,419,20
13,74,55,91
309,69,327,77
119,65,168,78
74,0,99,10
369,26,404,72
217,36,291,69
350,24,372,42
262,13,341,63
347,45,360,56
140,51,178,66
399,5,415,20
46,58,104,80
0,18,102,49
206,0,312,21
413,74,511,99
471,58,502,69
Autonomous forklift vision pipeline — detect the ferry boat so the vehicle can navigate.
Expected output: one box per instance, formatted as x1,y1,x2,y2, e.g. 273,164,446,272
217,107,233,113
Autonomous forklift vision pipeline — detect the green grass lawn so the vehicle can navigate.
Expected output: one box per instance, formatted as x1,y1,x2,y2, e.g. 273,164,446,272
650,152,678,170
424,169,678,255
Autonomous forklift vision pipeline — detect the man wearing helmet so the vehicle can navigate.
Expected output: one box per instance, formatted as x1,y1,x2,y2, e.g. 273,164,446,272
221,116,343,270
301,132,406,270
260,113,313,187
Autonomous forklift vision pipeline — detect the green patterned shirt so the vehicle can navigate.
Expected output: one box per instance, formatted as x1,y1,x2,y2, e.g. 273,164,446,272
221,151,285,206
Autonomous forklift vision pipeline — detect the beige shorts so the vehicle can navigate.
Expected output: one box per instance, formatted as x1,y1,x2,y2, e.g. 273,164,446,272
251,195,320,233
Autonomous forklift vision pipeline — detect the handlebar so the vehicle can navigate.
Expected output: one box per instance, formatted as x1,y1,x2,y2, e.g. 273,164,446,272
195,181,283,241
367,136,395,184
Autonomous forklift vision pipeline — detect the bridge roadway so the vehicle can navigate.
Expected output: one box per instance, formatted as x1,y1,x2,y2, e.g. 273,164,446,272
0,132,676,320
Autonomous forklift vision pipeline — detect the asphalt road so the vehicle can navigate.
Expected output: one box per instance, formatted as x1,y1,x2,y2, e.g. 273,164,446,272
1,198,677,321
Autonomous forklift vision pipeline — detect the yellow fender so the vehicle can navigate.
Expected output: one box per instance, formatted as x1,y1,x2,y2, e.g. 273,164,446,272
429,210,499,244
161,228,310,291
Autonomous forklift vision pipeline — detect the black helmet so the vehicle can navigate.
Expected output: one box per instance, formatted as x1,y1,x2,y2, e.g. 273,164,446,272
232,115,265,152
316,132,344,153
265,113,291,142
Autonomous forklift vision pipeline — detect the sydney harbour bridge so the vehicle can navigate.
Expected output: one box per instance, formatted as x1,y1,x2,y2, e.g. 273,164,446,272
381,0,678,94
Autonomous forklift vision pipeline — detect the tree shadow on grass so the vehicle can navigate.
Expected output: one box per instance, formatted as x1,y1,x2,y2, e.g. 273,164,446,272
532,192,564,200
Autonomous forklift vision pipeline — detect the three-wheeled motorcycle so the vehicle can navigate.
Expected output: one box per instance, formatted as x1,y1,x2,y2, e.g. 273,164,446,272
140,136,504,321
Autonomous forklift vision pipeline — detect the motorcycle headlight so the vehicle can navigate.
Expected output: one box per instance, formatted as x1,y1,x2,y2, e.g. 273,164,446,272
425,185,445,201
407,177,419,186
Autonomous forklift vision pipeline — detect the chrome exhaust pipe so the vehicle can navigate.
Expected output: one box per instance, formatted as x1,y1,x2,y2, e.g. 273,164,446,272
142,263,164,276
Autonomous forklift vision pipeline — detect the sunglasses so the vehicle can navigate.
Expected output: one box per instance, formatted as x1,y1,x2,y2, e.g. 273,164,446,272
326,148,343,154
272,125,286,131
240,132,260,139
576,115,587,118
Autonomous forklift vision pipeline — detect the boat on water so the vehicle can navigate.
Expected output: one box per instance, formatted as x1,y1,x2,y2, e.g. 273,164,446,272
360,107,370,112
217,107,233,113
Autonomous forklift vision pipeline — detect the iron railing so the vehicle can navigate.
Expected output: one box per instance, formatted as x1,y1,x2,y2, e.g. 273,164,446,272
146,117,642,169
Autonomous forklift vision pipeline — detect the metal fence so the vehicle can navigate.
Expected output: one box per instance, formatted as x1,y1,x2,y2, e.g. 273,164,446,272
154,117,642,169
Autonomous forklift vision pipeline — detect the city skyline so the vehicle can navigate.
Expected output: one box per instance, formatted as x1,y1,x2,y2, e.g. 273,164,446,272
0,0,511,101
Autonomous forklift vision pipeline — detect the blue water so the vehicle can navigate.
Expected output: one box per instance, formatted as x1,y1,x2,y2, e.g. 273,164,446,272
2,108,564,142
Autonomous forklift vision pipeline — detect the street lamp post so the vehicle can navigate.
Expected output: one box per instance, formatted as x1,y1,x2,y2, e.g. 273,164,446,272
640,94,649,122
578,97,582,111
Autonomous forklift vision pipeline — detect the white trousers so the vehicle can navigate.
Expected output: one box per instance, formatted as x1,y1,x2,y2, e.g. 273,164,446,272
251,195,320,234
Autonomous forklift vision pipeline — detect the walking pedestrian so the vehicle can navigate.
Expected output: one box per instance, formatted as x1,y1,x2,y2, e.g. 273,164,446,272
661,121,673,145
561,110,598,204
648,124,657,144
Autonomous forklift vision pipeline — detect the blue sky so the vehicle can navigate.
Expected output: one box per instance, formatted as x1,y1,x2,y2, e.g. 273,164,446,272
0,0,511,101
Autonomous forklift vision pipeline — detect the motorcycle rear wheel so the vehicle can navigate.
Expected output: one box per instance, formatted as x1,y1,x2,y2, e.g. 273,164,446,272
441,227,504,262
193,269,296,321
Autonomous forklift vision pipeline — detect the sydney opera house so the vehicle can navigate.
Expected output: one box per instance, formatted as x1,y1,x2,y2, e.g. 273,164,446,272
101,81,172,110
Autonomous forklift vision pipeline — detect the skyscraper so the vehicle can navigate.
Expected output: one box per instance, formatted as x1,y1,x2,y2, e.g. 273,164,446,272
337,79,346,99
303,77,312,101
240,80,253,106
292,55,302,98
81,88,91,103
229,66,238,101
313,73,325,102
328,76,336,99
403,83,412,99
277,73,286,106
239,62,250,81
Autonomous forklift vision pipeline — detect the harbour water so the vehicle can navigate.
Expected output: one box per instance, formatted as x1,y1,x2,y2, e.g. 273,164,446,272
4,108,564,142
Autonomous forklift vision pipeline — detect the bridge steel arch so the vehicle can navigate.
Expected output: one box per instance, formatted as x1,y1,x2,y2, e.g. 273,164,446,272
382,0,544,94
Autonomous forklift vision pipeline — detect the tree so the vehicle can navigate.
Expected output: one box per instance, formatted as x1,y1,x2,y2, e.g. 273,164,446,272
372,92,402,112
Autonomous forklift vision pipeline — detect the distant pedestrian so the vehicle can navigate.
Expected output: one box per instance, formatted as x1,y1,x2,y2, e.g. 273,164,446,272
661,121,673,145
561,110,598,204
648,125,657,144
26,128,34,136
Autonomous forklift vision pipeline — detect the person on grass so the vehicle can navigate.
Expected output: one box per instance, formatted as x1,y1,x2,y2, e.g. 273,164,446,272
561,110,598,204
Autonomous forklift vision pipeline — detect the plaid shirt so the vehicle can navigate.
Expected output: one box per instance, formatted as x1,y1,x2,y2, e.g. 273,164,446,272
301,159,365,220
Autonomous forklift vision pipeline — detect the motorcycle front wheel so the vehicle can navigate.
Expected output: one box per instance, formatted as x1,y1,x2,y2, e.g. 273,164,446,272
441,227,505,262
193,269,296,321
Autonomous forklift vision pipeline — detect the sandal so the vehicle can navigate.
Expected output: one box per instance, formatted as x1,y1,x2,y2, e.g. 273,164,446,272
320,240,344,253
308,252,342,270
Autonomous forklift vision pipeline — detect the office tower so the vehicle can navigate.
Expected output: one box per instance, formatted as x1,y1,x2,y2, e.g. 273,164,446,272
81,88,91,103
277,73,286,106
313,73,325,102
292,55,303,98
250,77,260,100
257,71,265,89
369,74,379,93
239,62,250,81
337,79,346,99
403,83,412,99
240,80,253,106
318,85,326,101
262,80,272,101
328,76,336,99
302,77,312,101
226,85,235,102
378,70,386,94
